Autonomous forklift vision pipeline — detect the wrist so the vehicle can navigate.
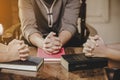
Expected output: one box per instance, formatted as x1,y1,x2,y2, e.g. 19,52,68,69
59,30,72,46
103,46,110,58
37,38,44,48
29,33,44,48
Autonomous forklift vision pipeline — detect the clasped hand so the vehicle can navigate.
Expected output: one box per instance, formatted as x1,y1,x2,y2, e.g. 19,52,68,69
83,35,107,57
43,32,62,54
7,39,29,61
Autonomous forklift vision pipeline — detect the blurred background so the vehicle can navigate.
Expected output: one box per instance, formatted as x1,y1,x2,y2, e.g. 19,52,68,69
0,0,19,29
86,0,120,44
0,0,20,44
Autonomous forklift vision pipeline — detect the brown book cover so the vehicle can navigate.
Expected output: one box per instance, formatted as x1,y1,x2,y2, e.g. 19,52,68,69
61,53,108,71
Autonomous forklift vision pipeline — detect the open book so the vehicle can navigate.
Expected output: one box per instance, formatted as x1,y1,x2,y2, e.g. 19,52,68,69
37,48,65,63
0,56,44,71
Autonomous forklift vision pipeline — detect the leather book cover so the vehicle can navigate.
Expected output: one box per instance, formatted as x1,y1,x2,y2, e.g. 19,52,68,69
61,53,108,71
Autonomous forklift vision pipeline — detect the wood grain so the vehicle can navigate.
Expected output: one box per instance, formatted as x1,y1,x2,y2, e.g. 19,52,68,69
0,46,108,80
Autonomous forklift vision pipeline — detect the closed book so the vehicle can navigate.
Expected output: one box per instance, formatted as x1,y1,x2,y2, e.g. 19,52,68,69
0,56,44,71
61,53,108,71
37,48,65,63
1,68,38,77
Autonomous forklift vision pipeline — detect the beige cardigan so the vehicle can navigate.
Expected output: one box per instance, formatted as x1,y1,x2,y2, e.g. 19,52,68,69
18,0,80,42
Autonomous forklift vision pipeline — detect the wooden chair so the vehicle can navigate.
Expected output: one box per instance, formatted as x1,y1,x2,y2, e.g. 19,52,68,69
1,23,21,44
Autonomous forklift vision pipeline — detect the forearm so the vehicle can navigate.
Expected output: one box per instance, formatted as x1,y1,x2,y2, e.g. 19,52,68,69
29,33,44,48
0,51,19,62
0,44,9,62
59,0,80,41
105,47,120,61
0,52,11,62
59,30,72,46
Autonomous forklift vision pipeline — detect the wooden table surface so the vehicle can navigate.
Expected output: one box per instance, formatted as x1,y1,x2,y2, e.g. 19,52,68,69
0,45,108,80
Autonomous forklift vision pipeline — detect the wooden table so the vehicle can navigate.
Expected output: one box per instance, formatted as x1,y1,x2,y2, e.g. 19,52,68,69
0,46,108,80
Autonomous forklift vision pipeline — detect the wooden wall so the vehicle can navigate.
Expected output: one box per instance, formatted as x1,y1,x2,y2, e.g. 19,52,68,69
0,0,12,30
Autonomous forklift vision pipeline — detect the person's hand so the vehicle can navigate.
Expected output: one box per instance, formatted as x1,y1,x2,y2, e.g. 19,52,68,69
7,39,29,61
50,36,62,54
43,32,62,54
83,35,107,57
18,43,29,61
83,35,99,56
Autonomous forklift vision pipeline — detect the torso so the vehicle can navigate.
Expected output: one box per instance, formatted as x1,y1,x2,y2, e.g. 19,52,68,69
31,0,65,35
